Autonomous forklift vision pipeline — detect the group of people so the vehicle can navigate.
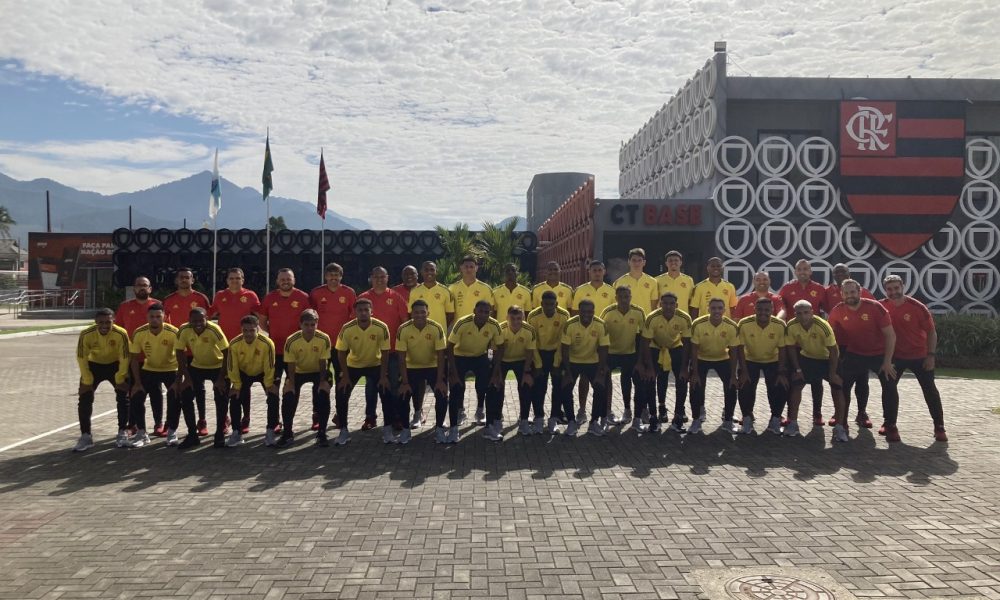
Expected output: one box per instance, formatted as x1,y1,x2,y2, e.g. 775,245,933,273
72,248,947,453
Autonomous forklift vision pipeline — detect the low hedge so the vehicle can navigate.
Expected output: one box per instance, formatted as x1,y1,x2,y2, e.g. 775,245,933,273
934,314,1000,370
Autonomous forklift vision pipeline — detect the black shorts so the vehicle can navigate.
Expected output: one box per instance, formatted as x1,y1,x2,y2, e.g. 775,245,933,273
800,356,833,387
606,353,636,373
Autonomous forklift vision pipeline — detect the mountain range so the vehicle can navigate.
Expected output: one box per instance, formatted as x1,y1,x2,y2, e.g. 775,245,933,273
0,170,370,242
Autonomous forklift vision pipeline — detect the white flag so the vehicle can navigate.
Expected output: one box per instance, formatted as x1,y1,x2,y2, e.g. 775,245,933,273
209,148,222,219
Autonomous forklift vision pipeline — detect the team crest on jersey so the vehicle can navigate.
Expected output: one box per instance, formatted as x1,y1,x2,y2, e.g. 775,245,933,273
387,299,393,305
681,283,687,288
590,331,597,337
254,349,261,356
861,314,870,321
272,302,278,307
810,291,817,297
339,297,345,303
292,301,300,308
644,283,650,288
482,331,489,337
190,301,198,308
434,293,440,300
473,291,480,296
602,292,608,298
424,333,432,340
903,313,912,321
161,339,170,346
202,336,210,343
109,340,117,347
769,333,775,339
720,331,728,338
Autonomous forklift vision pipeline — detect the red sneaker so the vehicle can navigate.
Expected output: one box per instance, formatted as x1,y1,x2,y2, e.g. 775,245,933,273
196,419,209,436
814,415,825,427
311,412,320,431
153,423,167,437
272,422,283,434
780,418,790,427
826,417,837,427
240,416,250,434
856,413,873,429
885,425,901,443
934,427,948,442
878,424,887,436
360,418,377,431
129,424,138,436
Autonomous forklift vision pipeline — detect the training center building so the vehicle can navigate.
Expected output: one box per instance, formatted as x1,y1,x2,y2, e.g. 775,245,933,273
532,43,1000,316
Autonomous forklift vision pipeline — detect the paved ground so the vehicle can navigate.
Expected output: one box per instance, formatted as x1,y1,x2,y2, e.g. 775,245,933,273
0,332,998,599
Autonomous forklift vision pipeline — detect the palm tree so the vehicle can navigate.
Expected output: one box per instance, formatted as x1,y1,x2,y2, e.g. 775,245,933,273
474,219,522,285
268,215,287,231
435,222,478,284
0,205,15,239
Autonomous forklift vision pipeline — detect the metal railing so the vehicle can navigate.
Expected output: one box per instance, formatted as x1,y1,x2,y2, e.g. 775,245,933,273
1,289,87,317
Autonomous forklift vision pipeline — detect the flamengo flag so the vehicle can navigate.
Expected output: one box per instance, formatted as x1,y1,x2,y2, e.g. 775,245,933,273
262,131,274,201
317,150,330,219
838,101,966,256
209,148,221,219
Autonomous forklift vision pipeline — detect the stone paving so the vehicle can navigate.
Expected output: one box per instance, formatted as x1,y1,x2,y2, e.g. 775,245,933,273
0,332,998,599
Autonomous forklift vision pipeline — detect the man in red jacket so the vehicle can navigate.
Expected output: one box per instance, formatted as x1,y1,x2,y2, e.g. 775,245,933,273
311,262,356,430
880,275,947,442
209,268,261,341
257,268,310,434
823,263,876,428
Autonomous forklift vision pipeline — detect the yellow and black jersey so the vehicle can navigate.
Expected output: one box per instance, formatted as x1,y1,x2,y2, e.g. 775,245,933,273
448,315,503,357
77,324,130,385
284,330,332,374
336,319,391,368
174,321,229,369
130,324,180,372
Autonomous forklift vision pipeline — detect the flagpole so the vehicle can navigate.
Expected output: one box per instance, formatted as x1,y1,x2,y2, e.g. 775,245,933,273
212,215,218,297
266,197,271,295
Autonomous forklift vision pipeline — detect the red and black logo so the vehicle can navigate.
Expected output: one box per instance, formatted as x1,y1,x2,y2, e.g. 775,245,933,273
839,100,965,256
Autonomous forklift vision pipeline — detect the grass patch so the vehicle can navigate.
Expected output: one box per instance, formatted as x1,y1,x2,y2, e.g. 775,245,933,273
0,322,88,335
992,407,1000,415
936,367,1000,381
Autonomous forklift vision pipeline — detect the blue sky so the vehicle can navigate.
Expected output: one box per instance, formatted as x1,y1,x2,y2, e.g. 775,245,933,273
0,0,997,228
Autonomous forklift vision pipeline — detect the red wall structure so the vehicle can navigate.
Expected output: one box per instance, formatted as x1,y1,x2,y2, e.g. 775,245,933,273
535,177,596,287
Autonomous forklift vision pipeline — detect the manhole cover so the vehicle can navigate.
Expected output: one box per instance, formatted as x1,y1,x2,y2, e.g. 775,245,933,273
725,575,836,600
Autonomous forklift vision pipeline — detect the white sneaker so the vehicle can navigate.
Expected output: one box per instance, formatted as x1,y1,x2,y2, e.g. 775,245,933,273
532,416,545,434
517,420,532,435
115,429,129,448
435,427,448,444
225,431,243,447
264,429,275,447
668,421,686,433
130,430,151,448
631,417,643,431
722,419,735,433
766,416,782,434
588,420,605,436
398,428,411,445
565,420,580,436
833,424,849,443
409,413,421,429
687,419,703,435
382,425,396,444
458,411,468,426
621,409,633,423
782,421,801,437
739,415,755,435
640,407,650,422
545,417,559,434
446,427,460,444
483,423,503,441
474,407,486,425
165,429,179,446
575,408,587,423
72,433,94,453
335,429,351,446
607,412,621,425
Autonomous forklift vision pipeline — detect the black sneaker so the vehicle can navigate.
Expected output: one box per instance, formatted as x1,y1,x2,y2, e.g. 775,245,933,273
649,422,662,433
276,434,294,448
212,433,226,448
316,432,329,447
178,434,200,450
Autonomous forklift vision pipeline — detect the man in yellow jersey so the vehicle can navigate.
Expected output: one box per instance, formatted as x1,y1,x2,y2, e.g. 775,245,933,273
336,298,391,445
279,309,332,447
532,261,574,311
561,299,611,436
638,292,692,433
734,297,789,435
447,300,504,442
688,298,740,434
600,287,645,428
493,263,533,319
528,291,571,433
397,299,448,444
450,256,495,320
572,261,615,315
74,308,131,452
613,248,659,311
408,261,455,330
226,315,276,448
128,303,180,448
655,250,695,312
571,260,616,422
174,307,228,449
785,300,845,439
498,306,537,438
689,257,738,319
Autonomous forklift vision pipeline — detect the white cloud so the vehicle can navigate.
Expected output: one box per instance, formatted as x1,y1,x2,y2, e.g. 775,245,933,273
0,0,996,227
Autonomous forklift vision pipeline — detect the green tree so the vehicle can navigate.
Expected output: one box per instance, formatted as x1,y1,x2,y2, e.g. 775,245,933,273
268,215,287,231
0,205,15,239
435,222,479,285
474,219,525,286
